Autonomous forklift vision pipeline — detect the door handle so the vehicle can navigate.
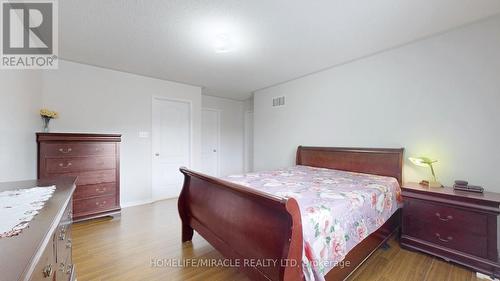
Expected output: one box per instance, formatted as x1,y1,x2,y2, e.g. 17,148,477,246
155,153,160,156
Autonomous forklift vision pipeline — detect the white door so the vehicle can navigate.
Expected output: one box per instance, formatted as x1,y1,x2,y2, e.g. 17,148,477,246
201,109,220,176
244,111,253,172
152,98,191,201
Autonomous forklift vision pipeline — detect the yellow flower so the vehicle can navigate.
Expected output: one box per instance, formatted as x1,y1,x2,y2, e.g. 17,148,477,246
40,108,59,119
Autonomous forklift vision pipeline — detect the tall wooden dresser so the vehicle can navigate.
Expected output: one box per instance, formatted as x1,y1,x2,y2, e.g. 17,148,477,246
37,133,121,222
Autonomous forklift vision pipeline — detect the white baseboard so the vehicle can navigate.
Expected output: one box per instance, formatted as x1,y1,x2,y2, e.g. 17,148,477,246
121,196,179,208
477,272,499,281
121,199,153,208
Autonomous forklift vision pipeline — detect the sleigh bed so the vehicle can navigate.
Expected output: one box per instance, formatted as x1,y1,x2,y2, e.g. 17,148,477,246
178,146,404,281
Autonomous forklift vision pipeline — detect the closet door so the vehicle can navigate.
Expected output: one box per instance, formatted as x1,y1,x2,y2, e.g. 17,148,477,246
152,98,191,200
201,108,220,177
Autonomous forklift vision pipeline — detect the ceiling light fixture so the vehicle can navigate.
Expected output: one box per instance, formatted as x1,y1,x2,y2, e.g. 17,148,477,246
193,18,249,54
213,33,233,53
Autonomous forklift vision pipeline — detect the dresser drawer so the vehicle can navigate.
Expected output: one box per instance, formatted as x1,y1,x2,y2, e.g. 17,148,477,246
29,235,56,281
74,194,118,216
74,182,116,200
405,217,488,258
45,157,116,173
45,156,116,173
41,142,116,157
403,198,487,235
48,169,116,186
56,253,74,281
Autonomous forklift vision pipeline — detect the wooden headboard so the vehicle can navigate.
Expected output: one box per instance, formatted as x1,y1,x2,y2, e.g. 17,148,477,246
296,146,404,185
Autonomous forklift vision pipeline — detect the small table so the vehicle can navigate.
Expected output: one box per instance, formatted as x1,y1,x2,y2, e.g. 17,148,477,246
400,182,500,278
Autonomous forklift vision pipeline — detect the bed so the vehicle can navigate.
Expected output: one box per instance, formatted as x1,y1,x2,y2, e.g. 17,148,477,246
178,146,404,281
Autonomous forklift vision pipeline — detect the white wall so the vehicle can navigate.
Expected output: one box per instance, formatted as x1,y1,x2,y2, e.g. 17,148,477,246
41,60,202,206
202,95,244,176
244,97,254,172
0,71,42,181
254,16,500,192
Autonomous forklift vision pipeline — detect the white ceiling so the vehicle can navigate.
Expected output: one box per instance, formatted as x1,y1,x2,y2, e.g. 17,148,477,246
59,1,500,100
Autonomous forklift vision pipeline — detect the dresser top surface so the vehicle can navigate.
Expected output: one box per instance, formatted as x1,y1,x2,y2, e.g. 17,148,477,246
37,132,122,142
0,177,76,281
403,182,500,205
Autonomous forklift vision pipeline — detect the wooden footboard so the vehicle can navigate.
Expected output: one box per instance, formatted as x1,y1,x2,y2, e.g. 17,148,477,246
178,167,304,281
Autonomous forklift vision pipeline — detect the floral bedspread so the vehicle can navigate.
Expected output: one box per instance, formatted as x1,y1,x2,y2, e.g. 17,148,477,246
224,165,402,281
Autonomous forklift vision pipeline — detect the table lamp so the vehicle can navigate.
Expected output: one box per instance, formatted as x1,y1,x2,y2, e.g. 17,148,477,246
409,157,443,188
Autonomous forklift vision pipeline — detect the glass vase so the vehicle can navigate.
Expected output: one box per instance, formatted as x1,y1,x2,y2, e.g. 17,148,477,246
42,117,50,132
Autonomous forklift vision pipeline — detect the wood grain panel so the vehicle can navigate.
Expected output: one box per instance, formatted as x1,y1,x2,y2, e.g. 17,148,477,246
48,170,116,186
404,198,487,236
74,183,117,200
45,156,116,173
296,146,404,185
28,237,56,281
406,217,488,258
74,194,118,217
41,142,116,158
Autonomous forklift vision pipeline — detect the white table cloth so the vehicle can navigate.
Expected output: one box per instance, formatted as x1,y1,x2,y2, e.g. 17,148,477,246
0,185,56,238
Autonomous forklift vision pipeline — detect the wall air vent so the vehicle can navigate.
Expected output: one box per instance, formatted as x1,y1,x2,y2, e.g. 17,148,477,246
272,96,285,107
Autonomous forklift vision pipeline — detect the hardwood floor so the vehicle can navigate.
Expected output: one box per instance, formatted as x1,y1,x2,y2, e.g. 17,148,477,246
73,199,481,281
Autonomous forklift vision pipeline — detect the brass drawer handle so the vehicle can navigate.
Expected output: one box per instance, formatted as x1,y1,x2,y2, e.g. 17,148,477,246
58,227,66,240
66,264,73,274
42,264,52,278
96,187,107,193
58,148,72,153
96,201,107,207
58,162,73,168
435,233,453,243
435,212,453,222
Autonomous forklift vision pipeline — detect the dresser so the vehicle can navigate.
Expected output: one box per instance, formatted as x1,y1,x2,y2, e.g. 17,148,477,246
0,177,76,281
37,133,121,222
401,182,500,278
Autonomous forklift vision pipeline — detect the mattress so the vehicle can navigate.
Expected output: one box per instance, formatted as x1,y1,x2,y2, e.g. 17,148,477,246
224,165,402,281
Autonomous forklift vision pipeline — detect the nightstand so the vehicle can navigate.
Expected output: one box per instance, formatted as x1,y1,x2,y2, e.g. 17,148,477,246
400,182,500,278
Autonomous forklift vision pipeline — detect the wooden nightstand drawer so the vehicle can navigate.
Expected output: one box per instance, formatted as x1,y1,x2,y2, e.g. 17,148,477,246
400,182,500,278
404,198,488,236
404,217,488,258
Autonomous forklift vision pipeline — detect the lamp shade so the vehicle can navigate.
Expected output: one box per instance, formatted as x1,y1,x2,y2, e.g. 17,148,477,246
409,156,441,186
408,157,437,167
